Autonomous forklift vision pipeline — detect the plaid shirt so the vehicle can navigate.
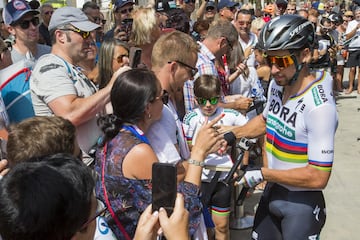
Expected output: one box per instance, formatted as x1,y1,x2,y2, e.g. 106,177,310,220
183,42,218,113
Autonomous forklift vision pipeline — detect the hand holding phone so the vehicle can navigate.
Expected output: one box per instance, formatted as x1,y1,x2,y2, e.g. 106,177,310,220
129,47,142,68
152,162,177,216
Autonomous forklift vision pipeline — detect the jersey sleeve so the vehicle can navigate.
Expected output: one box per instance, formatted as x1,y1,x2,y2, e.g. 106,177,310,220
306,103,338,172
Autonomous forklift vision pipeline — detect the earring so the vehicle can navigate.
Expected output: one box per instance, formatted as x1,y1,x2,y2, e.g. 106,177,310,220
148,113,152,119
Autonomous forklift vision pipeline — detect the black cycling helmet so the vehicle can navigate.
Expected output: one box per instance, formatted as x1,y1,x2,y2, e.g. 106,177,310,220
258,15,315,52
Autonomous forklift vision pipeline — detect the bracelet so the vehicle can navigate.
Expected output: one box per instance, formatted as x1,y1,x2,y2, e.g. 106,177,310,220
187,158,204,167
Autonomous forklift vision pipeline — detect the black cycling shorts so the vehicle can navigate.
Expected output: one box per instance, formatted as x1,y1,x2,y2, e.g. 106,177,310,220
251,183,326,240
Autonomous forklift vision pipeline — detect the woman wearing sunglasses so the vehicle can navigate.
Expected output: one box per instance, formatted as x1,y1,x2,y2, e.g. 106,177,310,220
222,15,338,240
95,68,224,239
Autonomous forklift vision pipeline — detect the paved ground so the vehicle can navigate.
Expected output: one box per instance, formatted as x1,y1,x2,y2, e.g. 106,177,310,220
230,76,360,239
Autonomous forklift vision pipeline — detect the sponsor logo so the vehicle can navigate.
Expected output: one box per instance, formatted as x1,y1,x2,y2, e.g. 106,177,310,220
13,0,27,10
313,205,320,221
321,149,334,154
268,115,295,140
312,85,328,106
308,234,319,240
268,99,297,128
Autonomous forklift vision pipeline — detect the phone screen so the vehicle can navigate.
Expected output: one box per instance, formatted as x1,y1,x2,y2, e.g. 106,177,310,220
129,47,142,68
152,162,177,216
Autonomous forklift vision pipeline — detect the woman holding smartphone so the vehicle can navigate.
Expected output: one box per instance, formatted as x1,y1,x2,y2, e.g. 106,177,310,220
95,68,225,239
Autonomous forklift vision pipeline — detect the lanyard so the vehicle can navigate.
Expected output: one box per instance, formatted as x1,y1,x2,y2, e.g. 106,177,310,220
122,125,150,145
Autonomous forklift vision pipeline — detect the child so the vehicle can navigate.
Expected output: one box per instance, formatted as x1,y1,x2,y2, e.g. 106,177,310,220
182,74,248,240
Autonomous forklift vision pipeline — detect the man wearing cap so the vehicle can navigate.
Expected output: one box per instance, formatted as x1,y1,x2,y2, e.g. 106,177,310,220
104,0,134,40
196,1,217,22
218,0,237,21
30,7,125,164
2,0,51,63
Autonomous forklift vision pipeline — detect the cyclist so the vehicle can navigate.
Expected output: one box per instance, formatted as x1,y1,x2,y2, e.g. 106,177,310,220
222,15,338,240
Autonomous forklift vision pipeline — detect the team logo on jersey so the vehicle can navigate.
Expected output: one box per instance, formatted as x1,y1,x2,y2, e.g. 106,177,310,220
267,115,295,140
312,85,328,106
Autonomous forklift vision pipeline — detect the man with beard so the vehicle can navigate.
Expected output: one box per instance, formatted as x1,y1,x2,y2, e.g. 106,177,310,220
222,15,338,240
3,0,51,63
30,7,125,165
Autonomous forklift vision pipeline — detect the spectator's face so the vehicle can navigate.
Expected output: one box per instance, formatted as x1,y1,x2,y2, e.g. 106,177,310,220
219,6,236,21
60,25,94,62
115,3,134,22
181,0,196,14
112,45,129,71
233,13,252,35
276,4,287,15
205,6,216,20
85,8,101,24
41,6,54,25
286,5,296,14
356,10,360,21
8,13,39,45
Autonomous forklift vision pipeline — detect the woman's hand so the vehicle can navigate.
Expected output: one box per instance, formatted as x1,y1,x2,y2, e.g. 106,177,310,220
158,193,190,240
133,204,159,240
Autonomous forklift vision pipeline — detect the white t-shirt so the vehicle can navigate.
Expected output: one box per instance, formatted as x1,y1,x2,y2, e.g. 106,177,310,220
183,107,248,181
147,103,182,163
345,19,360,50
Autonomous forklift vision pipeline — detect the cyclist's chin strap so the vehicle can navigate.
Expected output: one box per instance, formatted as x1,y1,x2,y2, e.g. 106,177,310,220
288,55,305,86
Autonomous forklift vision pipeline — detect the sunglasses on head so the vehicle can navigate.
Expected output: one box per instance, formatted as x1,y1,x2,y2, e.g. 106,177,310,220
197,96,220,105
60,26,91,39
154,89,169,104
184,0,196,3
265,54,295,69
15,17,39,29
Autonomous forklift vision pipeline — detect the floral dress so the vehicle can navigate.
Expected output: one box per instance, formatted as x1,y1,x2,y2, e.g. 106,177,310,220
95,130,203,239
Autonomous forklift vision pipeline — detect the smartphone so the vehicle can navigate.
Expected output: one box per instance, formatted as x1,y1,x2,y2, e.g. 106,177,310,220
129,47,142,68
120,18,133,40
152,162,177,216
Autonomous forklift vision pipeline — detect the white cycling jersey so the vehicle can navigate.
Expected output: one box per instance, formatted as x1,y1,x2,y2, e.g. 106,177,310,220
262,70,338,191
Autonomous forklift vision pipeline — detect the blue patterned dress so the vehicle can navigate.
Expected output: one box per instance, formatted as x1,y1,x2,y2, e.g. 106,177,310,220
95,130,203,239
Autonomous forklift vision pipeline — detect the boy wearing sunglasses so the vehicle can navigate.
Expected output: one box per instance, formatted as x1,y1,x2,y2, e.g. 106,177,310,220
183,74,248,240
3,0,51,63
224,15,338,240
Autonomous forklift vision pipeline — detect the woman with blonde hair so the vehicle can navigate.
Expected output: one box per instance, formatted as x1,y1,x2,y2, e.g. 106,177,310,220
129,6,162,68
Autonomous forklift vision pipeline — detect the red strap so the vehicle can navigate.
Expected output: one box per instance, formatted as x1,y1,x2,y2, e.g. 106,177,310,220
102,143,132,240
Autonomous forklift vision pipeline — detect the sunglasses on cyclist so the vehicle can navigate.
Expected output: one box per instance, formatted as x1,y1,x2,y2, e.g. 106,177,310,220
265,54,295,69
14,17,39,29
197,96,220,106
60,27,91,39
